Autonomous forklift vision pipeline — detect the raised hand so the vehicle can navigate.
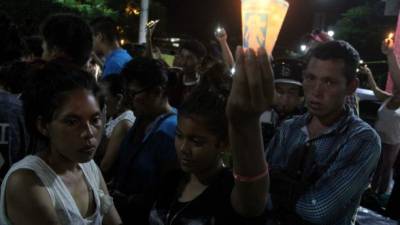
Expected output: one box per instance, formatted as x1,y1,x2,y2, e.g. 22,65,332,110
382,38,394,55
215,27,228,43
226,47,274,123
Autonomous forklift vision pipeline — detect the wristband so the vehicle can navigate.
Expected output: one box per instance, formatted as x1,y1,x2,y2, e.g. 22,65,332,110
233,167,269,182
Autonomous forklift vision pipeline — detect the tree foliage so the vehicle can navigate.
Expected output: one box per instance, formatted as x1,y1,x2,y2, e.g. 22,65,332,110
335,2,395,61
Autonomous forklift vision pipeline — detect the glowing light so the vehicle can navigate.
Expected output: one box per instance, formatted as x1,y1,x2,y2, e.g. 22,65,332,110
125,5,140,16
359,60,364,64
120,39,125,45
230,67,236,75
388,33,394,40
170,38,181,43
300,45,307,52
327,30,335,37
241,0,289,54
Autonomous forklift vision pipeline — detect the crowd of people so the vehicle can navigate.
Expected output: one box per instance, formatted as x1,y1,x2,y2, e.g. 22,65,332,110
0,10,398,225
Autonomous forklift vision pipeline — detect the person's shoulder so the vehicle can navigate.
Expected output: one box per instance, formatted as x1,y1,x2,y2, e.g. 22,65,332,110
277,114,307,133
347,115,380,141
4,166,49,207
6,168,43,190
0,92,22,109
157,113,178,137
109,48,132,62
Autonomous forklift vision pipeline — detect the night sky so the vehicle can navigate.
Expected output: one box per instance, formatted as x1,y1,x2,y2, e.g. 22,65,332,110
158,0,369,54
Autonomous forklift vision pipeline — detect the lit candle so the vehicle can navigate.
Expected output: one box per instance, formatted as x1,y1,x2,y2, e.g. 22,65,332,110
241,0,289,54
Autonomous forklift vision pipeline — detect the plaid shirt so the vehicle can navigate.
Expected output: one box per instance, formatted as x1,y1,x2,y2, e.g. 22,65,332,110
266,107,380,225
0,91,29,183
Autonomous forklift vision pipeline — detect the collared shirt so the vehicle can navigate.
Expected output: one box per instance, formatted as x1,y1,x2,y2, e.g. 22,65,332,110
266,107,381,225
261,106,306,147
103,48,132,78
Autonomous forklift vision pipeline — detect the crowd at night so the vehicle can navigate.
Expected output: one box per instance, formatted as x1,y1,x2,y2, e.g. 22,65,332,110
0,0,400,224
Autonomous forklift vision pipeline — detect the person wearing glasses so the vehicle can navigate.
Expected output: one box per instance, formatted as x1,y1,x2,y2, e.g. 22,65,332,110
110,57,177,225
266,41,381,225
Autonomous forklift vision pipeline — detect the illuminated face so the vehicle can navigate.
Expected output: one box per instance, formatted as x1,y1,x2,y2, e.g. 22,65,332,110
43,89,103,163
175,115,225,175
303,58,353,120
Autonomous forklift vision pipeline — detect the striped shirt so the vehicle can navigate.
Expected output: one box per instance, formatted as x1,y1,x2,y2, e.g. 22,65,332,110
266,107,380,225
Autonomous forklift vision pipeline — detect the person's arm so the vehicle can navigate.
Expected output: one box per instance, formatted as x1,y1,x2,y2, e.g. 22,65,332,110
144,21,158,59
5,170,61,225
100,120,133,173
359,65,391,101
295,130,380,224
227,47,272,217
382,38,400,94
215,28,235,70
100,169,123,225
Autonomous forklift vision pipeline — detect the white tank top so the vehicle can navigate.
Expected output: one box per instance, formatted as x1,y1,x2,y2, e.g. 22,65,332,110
0,155,113,225
105,110,135,138
375,98,400,145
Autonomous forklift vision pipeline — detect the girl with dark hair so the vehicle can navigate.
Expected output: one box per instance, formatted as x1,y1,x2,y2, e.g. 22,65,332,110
98,74,135,178
149,47,271,225
0,62,122,225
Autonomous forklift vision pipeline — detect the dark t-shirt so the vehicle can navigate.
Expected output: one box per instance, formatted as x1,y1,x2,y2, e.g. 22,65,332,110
0,91,29,182
112,112,177,225
149,169,267,225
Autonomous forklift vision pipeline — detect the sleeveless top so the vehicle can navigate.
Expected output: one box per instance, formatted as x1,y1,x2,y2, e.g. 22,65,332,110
0,155,113,225
375,98,400,145
105,110,135,138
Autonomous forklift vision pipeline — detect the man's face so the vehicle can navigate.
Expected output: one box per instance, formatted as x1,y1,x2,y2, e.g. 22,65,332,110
274,83,303,117
303,58,355,120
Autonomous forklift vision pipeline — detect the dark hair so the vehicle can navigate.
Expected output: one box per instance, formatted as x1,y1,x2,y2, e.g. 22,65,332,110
21,62,99,141
0,60,41,94
180,63,231,142
0,11,25,65
199,62,232,92
91,16,119,44
100,73,124,96
308,40,360,81
122,43,146,58
40,13,93,67
23,36,43,58
181,39,207,60
121,57,168,88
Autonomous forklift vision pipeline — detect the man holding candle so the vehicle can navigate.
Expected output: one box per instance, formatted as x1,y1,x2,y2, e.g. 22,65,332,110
266,40,381,225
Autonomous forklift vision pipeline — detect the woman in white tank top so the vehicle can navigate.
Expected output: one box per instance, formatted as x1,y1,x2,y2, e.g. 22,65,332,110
0,63,122,225
361,39,400,197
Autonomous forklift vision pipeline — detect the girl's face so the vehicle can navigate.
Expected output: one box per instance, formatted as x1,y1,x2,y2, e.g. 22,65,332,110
40,88,103,163
175,115,226,175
